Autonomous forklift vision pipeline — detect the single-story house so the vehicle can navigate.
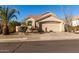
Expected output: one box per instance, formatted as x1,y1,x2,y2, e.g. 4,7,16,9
26,12,64,32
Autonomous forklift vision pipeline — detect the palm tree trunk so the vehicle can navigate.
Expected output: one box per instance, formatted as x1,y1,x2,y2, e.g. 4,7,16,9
2,23,9,35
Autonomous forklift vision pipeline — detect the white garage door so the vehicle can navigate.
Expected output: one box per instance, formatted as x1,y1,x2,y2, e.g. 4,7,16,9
42,22,62,32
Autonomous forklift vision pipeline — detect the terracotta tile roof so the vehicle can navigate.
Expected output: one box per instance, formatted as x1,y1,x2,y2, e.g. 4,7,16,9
26,12,55,21
37,13,53,21
36,13,64,23
26,12,64,23
73,16,79,20
27,16,41,20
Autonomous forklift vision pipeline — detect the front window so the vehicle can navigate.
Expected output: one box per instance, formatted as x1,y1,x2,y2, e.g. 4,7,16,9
28,21,32,26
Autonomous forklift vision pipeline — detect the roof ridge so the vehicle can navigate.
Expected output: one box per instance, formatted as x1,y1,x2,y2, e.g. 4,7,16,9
26,12,56,21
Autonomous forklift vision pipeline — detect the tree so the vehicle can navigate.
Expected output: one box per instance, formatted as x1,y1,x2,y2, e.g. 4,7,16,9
9,20,21,33
61,6,73,32
0,6,19,35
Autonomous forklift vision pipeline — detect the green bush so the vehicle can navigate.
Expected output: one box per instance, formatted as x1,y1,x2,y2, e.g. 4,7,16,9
65,25,79,32
9,21,21,33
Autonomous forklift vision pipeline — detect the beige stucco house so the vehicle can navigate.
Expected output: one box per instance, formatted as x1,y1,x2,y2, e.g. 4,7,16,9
26,12,64,32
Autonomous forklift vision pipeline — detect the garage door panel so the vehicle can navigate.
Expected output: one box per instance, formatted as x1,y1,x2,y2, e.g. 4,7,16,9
42,23,61,32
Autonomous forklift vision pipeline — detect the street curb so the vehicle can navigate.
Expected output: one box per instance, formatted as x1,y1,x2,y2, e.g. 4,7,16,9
0,37,27,42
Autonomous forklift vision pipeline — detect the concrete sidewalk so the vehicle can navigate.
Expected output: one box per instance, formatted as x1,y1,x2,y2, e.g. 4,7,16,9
0,32,79,42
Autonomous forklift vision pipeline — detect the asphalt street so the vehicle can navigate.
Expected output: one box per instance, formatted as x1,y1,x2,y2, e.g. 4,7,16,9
0,39,79,53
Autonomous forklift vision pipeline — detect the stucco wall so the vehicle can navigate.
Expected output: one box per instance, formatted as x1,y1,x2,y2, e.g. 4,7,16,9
26,16,64,32
26,18,36,28
37,16,64,32
16,26,20,32
42,22,64,32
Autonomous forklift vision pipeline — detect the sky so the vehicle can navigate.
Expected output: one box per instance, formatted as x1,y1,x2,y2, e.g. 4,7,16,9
3,5,79,22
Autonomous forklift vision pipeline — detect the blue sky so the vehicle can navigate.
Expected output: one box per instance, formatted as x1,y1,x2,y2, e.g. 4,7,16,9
4,5,79,22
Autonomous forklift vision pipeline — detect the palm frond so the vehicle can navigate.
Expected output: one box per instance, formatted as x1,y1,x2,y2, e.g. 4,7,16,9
9,14,18,20
8,9,19,20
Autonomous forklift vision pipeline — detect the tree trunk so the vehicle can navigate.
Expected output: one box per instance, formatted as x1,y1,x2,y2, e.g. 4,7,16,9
2,23,9,35
65,25,69,32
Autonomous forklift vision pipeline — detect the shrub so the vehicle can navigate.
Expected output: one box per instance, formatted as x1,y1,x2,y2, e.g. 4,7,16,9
9,21,21,33
49,30,53,32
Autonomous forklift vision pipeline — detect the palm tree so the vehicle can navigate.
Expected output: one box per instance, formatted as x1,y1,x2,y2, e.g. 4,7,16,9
0,6,19,35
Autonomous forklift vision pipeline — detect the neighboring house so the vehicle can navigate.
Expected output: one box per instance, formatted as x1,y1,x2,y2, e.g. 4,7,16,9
71,16,79,26
26,12,64,32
